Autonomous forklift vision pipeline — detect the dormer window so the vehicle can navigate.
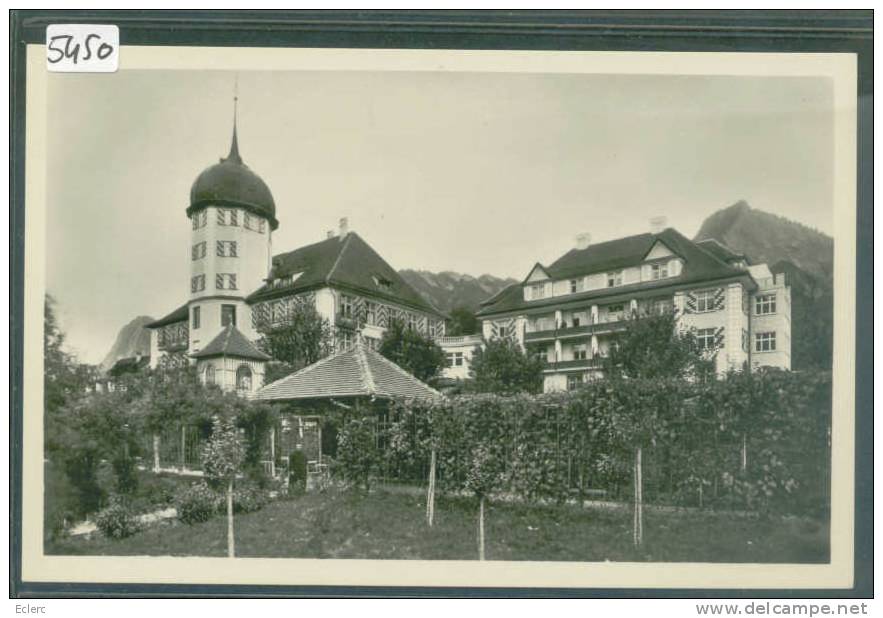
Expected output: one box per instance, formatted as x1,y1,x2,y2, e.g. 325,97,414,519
373,275,393,291
570,279,584,294
530,283,546,300
607,271,623,288
651,263,669,280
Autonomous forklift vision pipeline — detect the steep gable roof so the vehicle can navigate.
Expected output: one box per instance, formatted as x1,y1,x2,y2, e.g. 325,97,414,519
191,325,271,361
696,238,749,264
478,228,746,317
255,343,442,402
145,303,189,329
246,232,443,317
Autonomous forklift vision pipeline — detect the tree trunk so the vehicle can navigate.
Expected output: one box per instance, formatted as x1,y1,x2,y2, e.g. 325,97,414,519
152,433,160,473
227,480,235,558
269,427,276,478
741,432,747,473
478,496,486,561
633,447,643,547
426,448,437,527
180,425,186,471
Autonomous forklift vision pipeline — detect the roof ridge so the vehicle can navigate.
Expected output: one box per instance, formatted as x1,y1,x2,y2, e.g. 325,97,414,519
355,344,377,396
325,232,353,286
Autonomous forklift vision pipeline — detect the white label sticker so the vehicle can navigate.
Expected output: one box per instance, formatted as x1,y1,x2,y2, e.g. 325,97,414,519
46,24,119,73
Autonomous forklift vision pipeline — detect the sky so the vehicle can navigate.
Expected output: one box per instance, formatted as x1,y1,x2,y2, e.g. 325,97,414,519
44,69,834,364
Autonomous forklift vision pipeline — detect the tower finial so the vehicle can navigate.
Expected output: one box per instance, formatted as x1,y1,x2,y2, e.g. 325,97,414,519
226,75,242,164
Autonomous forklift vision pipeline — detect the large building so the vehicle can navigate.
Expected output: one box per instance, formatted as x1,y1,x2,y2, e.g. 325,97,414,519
146,119,446,394
476,220,791,392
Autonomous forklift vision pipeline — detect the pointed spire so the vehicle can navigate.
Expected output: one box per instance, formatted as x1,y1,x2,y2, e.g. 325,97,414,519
225,78,242,164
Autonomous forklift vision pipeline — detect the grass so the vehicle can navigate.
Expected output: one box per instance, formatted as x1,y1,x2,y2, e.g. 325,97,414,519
46,488,829,563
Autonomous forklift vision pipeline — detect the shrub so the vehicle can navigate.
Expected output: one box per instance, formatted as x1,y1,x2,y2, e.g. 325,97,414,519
174,482,219,525
232,485,270,514
94,498,142,539
288,451,308,496
336,417,381,491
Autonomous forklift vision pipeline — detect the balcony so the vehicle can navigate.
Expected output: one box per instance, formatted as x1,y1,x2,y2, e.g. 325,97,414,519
541,357,606,372
524,319,627,343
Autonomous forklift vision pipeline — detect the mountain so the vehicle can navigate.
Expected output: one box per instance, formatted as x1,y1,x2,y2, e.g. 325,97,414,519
99,316,154,373
397,270,517,316
694,200,833,284
694,201,833,370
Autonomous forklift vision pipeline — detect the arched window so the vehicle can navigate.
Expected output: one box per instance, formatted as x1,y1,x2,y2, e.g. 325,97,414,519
236,365,253,392
204,364,216,386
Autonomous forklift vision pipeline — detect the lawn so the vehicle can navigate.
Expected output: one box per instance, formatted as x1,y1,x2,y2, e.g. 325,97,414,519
46,488,829,563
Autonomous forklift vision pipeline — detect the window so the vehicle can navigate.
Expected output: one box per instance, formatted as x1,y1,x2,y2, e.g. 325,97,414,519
192,211,207,230
650,262,669,280
567,374,584,391
340,295,354,319
373,275,393,291
497,324,508,338
530,283,545,299
216,241,238,257
236,365,253,392
365,302,377,326
258,219,266,234
446,352,464,367
204,364,216,386
339,331,354,352
228,209,238,226
191,242,206,260
190,275,205,293
606,304,624,322
696,327,718,351
364,336,379,351
573,344,588,360
755,294,777,315
755,331,776,352
192,306,201,329
243,213,252,230
216,273,238,290
533,348,548,363
572,315,581,327
221,305,237,327
570,279,584,294
607,270,623,288
695,290,717,313
217,209,227,226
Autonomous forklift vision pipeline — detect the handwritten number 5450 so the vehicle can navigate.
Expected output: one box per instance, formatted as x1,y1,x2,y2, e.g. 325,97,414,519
47,34,114,65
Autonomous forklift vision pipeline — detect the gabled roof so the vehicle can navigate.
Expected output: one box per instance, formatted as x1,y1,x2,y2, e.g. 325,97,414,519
477,228,747,317
191,325,271,361
696,238,749,264
246,232,444,317
255,343,442,402
145,303,189,329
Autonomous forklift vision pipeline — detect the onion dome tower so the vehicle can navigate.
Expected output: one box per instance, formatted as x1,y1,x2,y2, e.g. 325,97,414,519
185,97,276,355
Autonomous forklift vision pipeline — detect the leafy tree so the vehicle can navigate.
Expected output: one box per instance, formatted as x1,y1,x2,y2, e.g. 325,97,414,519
378,319,446,384
446,306,479,336
256,302,333,381
468,338,544,394
202,415,246,558
605,309,716,381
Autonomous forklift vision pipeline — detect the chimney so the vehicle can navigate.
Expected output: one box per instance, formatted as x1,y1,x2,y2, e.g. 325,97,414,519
575,233,591,251
326,230,336,239
650,216,668,234
339,217,349,238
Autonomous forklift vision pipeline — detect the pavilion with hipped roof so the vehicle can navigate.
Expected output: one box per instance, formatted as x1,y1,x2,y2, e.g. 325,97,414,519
254,342,443,478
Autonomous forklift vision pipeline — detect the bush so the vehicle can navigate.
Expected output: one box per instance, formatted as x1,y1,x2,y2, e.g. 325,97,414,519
288,451,307,496
174,482,219,525
94,498,142,539
232,485,270,514
336,417,381,491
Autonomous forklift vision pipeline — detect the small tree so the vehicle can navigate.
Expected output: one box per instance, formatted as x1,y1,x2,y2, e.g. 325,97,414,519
202,416,246,558
605,309,716,381
447,306,479,336
257,301,333,377
464,444,505,561
468,338,544,394
336,416,381,492
379,319,446,384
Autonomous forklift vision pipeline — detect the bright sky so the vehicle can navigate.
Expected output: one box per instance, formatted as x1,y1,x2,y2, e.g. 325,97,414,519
45,69,834,364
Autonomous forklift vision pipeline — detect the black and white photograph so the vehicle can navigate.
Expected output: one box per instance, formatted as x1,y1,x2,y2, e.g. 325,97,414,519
13,17,865,595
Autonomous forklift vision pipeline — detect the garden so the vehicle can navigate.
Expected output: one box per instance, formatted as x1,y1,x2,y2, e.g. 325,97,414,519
44,366,832,563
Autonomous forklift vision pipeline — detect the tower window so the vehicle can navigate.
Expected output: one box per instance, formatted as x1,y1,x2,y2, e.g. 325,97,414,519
243,213,252,230
236,365,253,391
216,241,238,257
190,275,205,293
191,242,206,260
192,306,201,329
258,219,266,234
221,305,237,327
217,209,227,226
192,211,207,230
229,209,238,226
215,273,238,290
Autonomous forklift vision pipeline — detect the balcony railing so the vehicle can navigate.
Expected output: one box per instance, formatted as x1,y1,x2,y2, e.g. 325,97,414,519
541,356,606,371
525,318,627,343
